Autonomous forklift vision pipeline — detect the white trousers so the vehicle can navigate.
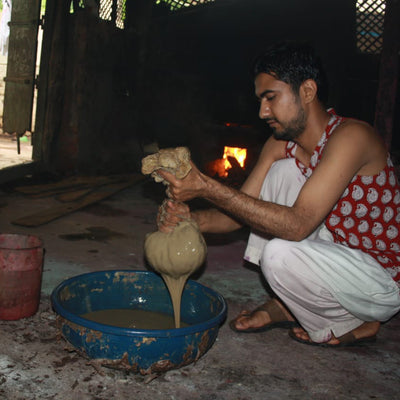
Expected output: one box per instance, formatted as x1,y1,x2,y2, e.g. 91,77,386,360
244,159,400,342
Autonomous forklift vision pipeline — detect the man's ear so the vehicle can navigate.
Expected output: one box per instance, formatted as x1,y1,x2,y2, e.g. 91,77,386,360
300,79,318,104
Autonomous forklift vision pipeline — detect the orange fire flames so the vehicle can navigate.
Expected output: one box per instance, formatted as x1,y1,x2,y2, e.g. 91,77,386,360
223,146,247,172
206,146,248,178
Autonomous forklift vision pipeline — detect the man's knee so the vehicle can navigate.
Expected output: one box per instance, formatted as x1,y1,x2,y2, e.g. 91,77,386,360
261,159,306,206
261,238,294,282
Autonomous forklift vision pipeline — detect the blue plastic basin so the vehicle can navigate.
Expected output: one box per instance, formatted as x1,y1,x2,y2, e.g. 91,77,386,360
51,270,227,375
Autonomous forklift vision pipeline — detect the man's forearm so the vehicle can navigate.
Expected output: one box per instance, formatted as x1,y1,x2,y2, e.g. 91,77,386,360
201,176,308,241
191,208,242,233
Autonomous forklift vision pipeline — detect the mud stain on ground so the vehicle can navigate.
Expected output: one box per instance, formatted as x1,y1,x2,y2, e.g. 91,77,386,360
59,226,125,242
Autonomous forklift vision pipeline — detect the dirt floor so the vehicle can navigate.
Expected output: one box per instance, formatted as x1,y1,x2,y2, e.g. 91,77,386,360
0,178,400,400
0,133,32,169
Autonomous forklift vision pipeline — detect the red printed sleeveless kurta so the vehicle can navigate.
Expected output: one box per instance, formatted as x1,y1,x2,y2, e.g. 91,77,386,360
285,111,400,282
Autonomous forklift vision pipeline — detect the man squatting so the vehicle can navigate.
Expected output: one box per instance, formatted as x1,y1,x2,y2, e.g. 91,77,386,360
157,42,400,346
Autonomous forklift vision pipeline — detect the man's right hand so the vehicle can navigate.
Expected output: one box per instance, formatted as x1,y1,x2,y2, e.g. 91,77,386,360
157,199,191,233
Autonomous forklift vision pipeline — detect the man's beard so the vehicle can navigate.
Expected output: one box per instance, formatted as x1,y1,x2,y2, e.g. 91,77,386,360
270,107,307,142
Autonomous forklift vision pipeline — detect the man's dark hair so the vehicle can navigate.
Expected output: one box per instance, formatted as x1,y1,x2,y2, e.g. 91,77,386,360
254,41,329,104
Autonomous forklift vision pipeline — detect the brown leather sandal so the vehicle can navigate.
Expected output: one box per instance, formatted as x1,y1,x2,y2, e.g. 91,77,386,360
229,299,299,333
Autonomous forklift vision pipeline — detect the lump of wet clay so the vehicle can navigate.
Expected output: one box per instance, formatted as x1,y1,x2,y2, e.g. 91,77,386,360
144,219,207,279
141,146,191,183
144,219,207,328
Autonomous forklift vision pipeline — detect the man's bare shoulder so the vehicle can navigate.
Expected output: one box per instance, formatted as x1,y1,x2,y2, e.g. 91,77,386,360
259,136,287,161
324,118,387,174
333,118,383,142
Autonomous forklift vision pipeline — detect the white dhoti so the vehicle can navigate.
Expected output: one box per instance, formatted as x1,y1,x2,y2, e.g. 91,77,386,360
244,159,400,343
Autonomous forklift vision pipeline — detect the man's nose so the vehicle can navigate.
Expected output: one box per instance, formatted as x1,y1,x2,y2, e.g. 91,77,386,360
259,100,270,119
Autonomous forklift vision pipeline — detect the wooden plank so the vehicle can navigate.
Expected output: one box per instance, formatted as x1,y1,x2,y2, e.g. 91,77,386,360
12,174,144,227
14,174,131,195
55,187,93,202
27,186,94,199
33,0,71,163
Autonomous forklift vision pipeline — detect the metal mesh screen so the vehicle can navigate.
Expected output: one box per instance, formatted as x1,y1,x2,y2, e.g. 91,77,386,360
99,0,125,29
156,0,215,11
115,1,125,29
356,0,386,54
70,0,215,27
70,0,125,29
99,0,113,22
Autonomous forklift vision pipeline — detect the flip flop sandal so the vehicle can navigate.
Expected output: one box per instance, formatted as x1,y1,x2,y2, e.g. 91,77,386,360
288,328,377,347
229,299,299,333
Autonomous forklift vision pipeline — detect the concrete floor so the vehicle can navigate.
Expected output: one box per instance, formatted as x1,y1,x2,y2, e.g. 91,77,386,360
0,177,400,400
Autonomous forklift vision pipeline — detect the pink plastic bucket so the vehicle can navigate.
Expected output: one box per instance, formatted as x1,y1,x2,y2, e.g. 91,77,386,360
0,234,44,320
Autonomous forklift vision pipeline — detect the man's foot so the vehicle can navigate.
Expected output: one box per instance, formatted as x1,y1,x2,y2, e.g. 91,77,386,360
229,298,299,333
289,321,380,347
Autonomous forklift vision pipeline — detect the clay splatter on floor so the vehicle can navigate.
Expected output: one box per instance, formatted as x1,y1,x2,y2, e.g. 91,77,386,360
0,296,399,400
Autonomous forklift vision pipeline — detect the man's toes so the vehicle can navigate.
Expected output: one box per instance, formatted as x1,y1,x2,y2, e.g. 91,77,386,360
291,327,309,341
231,312,251,329
291,326,306,335
238,310,250,317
